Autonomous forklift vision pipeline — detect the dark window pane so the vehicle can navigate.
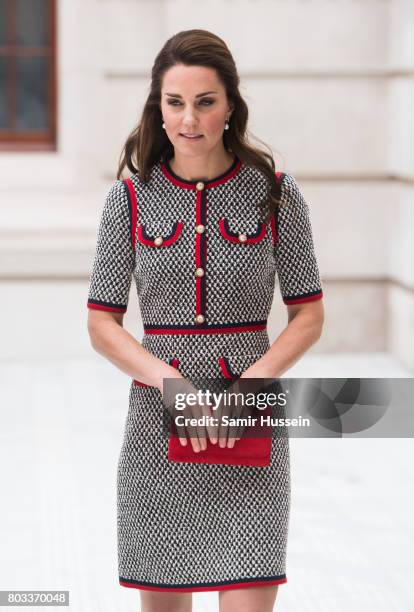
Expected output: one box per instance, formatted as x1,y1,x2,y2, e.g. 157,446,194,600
0,0,7,45
0,57,10,128
16,56,48,130
16,0,49,46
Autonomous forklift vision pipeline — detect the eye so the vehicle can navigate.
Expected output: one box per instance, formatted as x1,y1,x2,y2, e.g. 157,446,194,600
166,98,215,106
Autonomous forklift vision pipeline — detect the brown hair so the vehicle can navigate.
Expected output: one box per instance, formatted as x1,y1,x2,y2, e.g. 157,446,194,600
117,29,282,223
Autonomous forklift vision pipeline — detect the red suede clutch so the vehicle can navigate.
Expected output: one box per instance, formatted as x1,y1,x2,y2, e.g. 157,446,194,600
167,363,273,466
133,358,273,467
167,430,272,467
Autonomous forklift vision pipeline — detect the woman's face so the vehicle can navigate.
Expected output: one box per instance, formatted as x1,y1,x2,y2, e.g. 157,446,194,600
160,64,233,157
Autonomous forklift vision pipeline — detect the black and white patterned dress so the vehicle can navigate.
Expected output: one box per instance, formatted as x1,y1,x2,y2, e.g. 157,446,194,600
87,155,323,593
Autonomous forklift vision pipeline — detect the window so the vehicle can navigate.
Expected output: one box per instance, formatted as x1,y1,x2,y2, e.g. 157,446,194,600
0,0,57,150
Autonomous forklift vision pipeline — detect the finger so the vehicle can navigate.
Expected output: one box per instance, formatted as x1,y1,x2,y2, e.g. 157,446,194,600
228,396,244,448
199,395,216,445
195,400,209,450
186,400,206,451
179,434,187,446
218,406,228,448
217,395,233,448
206,406,218,444
189,426,201,453
171,403,188,446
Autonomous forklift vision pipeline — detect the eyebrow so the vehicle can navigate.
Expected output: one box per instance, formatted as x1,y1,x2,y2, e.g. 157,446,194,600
164,91,218,98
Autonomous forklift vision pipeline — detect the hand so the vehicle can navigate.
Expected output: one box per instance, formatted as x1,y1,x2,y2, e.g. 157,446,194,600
161,375,218,452
211,377,247,449
220,372,276,447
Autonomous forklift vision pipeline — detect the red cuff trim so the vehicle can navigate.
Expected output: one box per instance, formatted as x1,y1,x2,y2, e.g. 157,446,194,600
283,290,323,305
87,301,126,313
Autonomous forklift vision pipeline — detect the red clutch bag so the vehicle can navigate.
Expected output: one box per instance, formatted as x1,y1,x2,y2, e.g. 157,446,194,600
166,359,272,467
167,431,272,467
133,359,273,467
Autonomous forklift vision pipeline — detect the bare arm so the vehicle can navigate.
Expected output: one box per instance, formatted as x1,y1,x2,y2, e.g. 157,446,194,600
241,299,324,379
87,310,182,393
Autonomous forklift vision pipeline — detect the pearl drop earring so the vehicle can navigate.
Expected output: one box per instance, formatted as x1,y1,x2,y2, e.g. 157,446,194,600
224,119,229,130
162,122,165,129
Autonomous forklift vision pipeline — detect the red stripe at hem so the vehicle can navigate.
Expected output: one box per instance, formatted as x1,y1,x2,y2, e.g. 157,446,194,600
119,576,287,593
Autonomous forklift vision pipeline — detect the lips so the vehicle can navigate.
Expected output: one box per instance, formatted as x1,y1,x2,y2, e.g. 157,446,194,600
180,133,203,139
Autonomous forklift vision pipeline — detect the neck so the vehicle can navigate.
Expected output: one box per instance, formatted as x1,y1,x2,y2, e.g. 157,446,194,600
168,149,235,182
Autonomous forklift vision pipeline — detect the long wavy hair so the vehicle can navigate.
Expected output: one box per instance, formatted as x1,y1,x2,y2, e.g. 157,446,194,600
117,29,282,223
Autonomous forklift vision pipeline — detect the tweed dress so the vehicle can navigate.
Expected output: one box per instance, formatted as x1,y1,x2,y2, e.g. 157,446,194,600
86,154,323,593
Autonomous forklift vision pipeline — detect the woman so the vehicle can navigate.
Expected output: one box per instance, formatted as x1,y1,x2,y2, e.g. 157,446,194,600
87,29,324,612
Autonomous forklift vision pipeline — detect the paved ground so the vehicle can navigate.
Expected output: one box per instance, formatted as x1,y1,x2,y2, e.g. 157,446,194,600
0,353,412,611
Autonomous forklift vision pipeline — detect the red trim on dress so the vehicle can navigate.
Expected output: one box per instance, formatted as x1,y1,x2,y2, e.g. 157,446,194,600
219,218,267,244
270,171,284,245
270,211,278,245
283,291,324,305
143,322,267,335
87,302,126,313
195,190,203,318
159,159,242,190
119,575,287,592
123,178,138,252
137,222,183,246
218,356,234,379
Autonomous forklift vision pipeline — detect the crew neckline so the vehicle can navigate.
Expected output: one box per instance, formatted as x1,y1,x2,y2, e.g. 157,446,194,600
160,154,242,190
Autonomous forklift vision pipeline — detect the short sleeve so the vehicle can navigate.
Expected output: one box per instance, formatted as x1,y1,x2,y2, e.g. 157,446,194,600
274,174,323,305
87,180,135,313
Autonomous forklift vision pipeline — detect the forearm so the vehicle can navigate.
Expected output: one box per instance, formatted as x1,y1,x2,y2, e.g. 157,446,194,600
242,311,323,380
88,319,181,391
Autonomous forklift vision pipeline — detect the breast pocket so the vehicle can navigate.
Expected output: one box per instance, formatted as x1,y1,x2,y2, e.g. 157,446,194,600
218,217,267,245
135,219,191,294
137,220,184,247
217,216,271,285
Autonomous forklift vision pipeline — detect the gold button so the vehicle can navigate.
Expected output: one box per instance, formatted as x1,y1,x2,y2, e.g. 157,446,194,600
238,233,248,243
154,236,163,246
195,268,204,277
195,314,205,324
196,181,205,191
195,224,205,234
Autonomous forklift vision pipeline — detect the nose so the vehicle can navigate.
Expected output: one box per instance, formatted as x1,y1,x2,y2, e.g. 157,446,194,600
182,109,198,129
